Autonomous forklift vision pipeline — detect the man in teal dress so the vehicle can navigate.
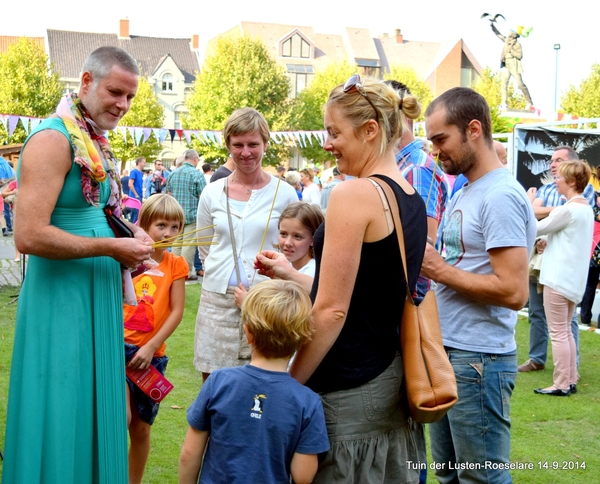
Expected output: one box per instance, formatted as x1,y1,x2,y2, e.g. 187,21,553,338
3,46,154,484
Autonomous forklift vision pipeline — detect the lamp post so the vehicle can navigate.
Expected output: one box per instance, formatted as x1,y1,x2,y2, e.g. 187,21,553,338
554,44,561,113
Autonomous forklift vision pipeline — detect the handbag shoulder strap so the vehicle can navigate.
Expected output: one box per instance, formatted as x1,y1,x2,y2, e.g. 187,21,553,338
367,176,414,304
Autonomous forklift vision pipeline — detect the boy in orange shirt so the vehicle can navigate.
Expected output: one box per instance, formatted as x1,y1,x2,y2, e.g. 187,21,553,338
124,194,188,484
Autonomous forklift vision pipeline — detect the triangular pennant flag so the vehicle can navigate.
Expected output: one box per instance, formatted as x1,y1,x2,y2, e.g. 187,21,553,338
152,128,162,142
19,117,30,134
8,116,19,136
142,128,151,143
0,115,7,131
127,127,135,141
184,131,192,145
134,128,143,146
175,129,183,141
214,132,222,145
30,118,42,130
169,130,176,143
158,129,168,143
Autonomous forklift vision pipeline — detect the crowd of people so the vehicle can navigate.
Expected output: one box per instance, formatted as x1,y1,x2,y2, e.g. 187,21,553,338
2,44,598,484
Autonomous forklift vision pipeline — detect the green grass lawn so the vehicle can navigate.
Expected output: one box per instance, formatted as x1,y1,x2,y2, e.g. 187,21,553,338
1,284,599,482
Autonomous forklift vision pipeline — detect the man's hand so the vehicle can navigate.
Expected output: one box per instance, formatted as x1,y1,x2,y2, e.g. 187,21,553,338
420,243,446,282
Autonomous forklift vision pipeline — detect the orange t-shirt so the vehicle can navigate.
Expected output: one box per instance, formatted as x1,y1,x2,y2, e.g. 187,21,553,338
124,251,188,357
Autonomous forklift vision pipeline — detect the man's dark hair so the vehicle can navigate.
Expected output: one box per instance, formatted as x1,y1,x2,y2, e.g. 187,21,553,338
426,87,493,148
202,163,212,173
276,165,285,173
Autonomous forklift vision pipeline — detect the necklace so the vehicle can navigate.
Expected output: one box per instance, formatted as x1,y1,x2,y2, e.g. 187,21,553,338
234,171,262,194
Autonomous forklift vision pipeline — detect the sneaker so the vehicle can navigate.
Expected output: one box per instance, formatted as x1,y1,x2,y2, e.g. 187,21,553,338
187,273,198,281
518,359,545,372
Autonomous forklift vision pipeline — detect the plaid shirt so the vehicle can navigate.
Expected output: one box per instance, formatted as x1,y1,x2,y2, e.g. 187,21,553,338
536,181,595,208
166,162,206,224
396,139,449,223
396,140,449,299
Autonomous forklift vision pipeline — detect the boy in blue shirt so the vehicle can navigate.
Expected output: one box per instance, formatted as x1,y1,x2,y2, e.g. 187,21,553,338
179,280,329,484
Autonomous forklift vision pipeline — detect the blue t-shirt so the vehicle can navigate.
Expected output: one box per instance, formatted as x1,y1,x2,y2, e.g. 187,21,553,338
436,168,537,353
187,365,329,484
130,168,144,200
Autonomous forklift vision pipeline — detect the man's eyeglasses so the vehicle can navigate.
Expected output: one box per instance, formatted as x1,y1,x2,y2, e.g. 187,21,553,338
343,74,379,122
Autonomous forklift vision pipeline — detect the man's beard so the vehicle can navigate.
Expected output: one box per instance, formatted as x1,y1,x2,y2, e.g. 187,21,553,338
444,146,477,176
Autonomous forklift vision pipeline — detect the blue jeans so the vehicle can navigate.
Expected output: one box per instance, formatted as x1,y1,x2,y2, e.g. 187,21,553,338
528,281,580,367
4,202,12,230
429,349,517,484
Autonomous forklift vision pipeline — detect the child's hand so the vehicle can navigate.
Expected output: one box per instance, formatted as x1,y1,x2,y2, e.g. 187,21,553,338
128,345,155,370
234,283,247,309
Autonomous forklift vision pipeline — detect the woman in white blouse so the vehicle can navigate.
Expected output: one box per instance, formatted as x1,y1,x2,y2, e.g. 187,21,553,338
193,108,297,382
535,160,594,396
300,167,321,205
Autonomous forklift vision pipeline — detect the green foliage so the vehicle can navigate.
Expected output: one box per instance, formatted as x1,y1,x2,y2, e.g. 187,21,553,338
0,38,63,144
108,76,165,170
290,61,356,164
473,67,525,133
184,37,292,165
561,64,600,118
384,65,433,121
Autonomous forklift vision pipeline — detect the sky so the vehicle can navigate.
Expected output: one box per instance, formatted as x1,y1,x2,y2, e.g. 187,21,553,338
4,0,598,117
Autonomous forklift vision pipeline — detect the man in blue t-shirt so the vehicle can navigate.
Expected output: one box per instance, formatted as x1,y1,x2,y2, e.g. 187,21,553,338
422,88,536,484
128,157,145,223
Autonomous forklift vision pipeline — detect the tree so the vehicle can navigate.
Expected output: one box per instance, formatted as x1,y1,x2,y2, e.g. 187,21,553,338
185,37,292,165
0,37,63,143
561,64,600,118
291,61,356,164
107,76,165,169
384,65,433,121
473,67,525,133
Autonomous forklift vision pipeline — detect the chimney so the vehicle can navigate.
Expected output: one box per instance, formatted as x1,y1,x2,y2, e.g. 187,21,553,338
119,19,130,39
395,28,403,44
191,34,199,50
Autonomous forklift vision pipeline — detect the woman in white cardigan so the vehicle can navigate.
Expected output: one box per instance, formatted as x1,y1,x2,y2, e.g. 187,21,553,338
535,160,594,396
193,108,297,382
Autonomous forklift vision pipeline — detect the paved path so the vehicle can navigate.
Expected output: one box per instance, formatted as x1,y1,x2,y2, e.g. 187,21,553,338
0,233,23,287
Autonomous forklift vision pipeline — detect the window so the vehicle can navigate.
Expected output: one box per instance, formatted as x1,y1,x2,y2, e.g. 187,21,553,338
286,64,315,98
356,59,381,79
282,34,311,58
174,108,184,129
161,73,174,92
460,53,480,88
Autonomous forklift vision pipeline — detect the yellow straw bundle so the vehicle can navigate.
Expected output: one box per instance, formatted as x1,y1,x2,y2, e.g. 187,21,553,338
151,224,218,249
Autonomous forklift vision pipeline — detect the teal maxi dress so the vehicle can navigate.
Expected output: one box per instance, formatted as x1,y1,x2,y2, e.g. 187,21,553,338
2,118,128,483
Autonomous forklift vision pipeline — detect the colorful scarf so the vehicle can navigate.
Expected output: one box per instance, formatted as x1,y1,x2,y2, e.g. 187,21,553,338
56,93,122,217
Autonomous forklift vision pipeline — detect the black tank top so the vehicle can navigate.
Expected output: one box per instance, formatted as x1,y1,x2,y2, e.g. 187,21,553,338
306,175,427,394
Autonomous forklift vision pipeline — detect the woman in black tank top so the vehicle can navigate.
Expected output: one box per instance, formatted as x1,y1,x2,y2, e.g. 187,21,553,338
287,75,428,483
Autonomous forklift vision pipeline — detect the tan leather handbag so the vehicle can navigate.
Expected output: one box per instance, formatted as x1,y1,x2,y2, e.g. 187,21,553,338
369,176,458,424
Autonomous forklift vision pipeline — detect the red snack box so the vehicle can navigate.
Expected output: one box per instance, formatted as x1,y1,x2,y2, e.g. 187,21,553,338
126,365,174,403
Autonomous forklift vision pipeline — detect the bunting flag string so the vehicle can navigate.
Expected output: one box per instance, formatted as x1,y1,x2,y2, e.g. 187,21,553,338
0,113,326,149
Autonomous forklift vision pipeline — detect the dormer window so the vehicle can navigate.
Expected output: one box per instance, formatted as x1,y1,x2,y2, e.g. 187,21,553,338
282,34,311,58
162,73,174,92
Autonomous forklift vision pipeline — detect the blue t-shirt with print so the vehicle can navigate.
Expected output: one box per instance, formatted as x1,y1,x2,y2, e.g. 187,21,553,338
187,364,329,483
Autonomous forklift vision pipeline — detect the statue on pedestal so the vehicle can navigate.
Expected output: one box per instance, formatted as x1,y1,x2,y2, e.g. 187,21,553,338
482,13,534,110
